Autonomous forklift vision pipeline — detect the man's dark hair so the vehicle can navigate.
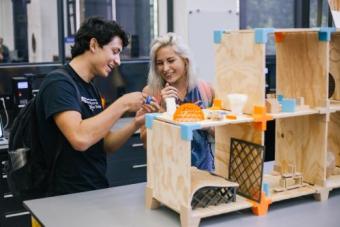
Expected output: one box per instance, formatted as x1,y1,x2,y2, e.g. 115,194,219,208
71,17,129,58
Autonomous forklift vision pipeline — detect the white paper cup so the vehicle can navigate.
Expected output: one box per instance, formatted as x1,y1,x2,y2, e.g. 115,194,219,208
227,93,248,115
165,97,176,116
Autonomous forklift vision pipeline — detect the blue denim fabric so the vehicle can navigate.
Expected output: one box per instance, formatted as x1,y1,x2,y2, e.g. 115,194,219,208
180,86,214,171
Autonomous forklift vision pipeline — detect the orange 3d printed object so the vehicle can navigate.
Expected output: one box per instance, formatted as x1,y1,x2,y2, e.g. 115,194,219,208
173,103,204,122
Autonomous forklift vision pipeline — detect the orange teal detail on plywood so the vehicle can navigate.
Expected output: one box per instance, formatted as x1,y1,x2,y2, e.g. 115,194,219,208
254,28,274,43
145,113,161,129
318,27,336,41
213,30,223,44
180,123,201,141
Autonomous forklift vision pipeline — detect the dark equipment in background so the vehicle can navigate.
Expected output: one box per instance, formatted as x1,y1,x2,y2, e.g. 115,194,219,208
11,77,32,112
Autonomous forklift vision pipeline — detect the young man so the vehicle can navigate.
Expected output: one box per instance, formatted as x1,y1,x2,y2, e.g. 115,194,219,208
36,17,146,195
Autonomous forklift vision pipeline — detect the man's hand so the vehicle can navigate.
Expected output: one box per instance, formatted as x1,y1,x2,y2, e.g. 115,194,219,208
134,97,160,128
119,92,145,112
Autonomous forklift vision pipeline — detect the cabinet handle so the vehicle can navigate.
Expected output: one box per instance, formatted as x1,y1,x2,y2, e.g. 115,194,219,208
3,193,13,198
132,164,147,169
5,211,30,218
131,143,144,148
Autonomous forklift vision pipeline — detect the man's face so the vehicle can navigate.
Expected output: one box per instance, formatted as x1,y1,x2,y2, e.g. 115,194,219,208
92,36,123,77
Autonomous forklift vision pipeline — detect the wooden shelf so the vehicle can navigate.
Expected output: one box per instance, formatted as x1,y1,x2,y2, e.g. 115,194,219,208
271,109,319,119
263,174,317,203
156,112,254,128
192,195,252,219
330,100,340,112
156,108,321,129
326,168,340,189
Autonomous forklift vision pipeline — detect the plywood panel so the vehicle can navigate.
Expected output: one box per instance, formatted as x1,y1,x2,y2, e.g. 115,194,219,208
328,112,340,166
148,120,191,211
276,31,328,107
329,0,340,10
330,32,340,100
275,115,327,185
192,195,252,218
190,167,238,197
214,30,265,114
263,174,317,202
215,123,263,178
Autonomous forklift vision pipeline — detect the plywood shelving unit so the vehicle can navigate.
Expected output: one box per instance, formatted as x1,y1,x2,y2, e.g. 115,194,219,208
145,28,339,227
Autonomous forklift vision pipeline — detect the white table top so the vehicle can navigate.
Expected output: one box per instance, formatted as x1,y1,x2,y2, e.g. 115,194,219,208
24,162,340,227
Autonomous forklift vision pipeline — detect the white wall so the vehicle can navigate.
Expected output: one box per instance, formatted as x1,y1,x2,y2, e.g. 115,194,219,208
27,0,58,62
0,0,14,50
172,0,239,83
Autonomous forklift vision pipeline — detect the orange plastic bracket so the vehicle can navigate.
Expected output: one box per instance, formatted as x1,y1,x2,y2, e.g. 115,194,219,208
226,114,237,120
250,192,272,216
209,99,222,110
274,32,285,43
252,106,272,131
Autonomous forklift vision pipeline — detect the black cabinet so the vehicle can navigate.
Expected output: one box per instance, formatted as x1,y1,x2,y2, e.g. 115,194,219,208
106,133,147,187
0,150,31,227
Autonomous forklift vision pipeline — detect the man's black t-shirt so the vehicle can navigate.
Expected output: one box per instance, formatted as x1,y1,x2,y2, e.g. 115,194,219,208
36,64,108,195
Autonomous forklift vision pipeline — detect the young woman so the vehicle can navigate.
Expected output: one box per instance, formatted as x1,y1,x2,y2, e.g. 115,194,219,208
139,33,215,171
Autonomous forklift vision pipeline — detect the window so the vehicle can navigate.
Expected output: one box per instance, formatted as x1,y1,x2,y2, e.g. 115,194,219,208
0,0,60,64
115,0,158,59
240,0,295,55
65,0,158,60
310,0,331,27
241,0,295,29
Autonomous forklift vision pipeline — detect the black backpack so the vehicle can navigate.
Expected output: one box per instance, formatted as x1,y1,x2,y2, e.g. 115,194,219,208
6,68,80,201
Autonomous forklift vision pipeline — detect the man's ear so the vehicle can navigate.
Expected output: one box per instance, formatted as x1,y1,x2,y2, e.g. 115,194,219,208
89,38,99,53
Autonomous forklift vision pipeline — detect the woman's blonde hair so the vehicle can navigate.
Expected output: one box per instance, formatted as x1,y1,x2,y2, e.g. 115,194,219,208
147,33,197,94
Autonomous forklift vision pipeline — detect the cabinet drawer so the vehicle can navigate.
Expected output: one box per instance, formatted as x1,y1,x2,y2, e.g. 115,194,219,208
0,189,26,215
108,135,146,160
1,210,31,227
106,158,147,187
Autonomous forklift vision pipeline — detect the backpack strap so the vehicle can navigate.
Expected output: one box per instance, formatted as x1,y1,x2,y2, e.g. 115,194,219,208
53,68,82,102
197,80,214,107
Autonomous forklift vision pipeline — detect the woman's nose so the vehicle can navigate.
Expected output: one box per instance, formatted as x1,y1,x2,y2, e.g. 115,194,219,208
163,62,170,71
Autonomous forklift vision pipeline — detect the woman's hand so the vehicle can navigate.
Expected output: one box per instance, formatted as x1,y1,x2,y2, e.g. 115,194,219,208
160,83,178,107
161,83,178,100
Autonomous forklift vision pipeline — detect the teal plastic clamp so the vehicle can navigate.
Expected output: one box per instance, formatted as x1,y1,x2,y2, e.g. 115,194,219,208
254,28,274,44
262,183,270,196
213,30,223,44
145,113,160,129
180,123,201,141
318,27,336,41
279,98,296,112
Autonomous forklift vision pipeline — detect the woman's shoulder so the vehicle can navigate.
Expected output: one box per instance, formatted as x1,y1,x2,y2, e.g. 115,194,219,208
197,80,214,95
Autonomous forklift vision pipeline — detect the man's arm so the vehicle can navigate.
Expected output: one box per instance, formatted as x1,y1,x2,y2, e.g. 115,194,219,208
103,117,141,153
104,98,160,153
54,92,144,151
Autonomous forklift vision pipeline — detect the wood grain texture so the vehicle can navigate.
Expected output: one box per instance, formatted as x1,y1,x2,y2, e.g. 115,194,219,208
328,112,340,166
275,115,327,186
276,31,328,108
214,30,265,114
148,120,191,212
190,167,238,198
263,174,317,202
330,32,340,100
215,123,263,178
329,0,340,10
